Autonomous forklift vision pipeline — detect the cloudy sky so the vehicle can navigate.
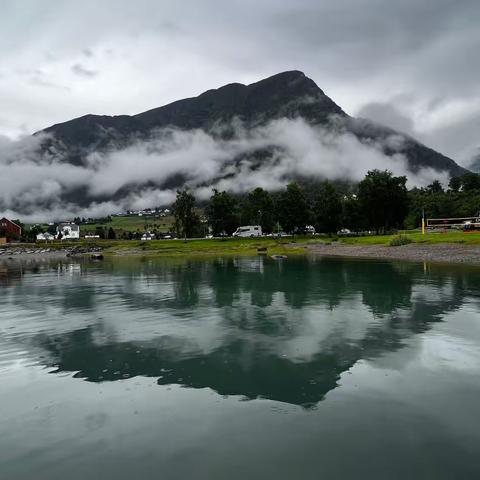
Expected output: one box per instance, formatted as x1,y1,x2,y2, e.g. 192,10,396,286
1,0,479,165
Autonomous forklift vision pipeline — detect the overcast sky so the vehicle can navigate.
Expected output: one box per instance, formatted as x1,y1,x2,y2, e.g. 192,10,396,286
1,0,479,164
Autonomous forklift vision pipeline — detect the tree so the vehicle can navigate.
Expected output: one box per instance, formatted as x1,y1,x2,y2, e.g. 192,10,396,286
314,181,342,235
25,225,45,242
95,226,106,239
276,182,310,234
426,180,444,194
206,189,239,236
459,172,480,192
240,187,275,233
173,189,200,240
448,176,462,192
342,195,366,232
107,227,116,240
357,170,409,234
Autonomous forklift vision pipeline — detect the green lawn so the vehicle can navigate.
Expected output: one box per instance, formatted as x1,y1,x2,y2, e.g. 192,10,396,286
102,236,309,256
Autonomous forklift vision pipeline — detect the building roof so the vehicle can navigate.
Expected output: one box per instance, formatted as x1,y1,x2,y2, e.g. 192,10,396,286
1,217,21,228
0,217,22,231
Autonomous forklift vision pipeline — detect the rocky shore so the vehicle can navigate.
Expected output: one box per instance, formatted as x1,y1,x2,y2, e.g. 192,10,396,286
306,242,480,265
0,245,102,258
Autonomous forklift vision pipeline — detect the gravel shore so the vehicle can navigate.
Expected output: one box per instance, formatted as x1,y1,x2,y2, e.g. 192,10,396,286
306,242,480,265
0,245,102,260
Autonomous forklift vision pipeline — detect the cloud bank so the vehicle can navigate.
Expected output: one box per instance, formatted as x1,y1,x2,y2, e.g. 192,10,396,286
0,118,449,222
1,0,479,162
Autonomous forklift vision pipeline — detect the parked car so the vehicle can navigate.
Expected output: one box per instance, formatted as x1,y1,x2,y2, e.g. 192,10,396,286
232,225,262,238
141,232,155,241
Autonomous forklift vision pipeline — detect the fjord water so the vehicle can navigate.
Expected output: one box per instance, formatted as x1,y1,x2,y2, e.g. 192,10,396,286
1,256,480,479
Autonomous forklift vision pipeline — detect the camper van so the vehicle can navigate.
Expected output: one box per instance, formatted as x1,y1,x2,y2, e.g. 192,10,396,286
232,225,262,238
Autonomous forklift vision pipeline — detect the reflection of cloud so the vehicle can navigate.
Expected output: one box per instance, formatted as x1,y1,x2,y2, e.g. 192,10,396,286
0,257,471,407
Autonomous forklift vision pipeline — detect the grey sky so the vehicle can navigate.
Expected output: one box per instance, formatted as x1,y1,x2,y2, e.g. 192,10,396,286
1,0,479,164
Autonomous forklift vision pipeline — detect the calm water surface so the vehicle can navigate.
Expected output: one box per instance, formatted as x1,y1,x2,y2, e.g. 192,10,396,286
1,255,480,479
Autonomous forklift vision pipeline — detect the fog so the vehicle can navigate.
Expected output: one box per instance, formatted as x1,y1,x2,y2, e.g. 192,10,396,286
1,118,449,222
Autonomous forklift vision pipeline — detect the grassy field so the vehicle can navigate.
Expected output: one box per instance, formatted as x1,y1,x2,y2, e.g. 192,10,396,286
101,237,310,256
81,215,176,234
13,236,310,256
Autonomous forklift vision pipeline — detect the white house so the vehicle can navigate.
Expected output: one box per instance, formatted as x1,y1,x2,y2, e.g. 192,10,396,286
36,232,55,241
57,222,80,240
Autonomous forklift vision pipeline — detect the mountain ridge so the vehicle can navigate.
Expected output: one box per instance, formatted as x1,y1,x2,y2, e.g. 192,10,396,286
38,70,466,179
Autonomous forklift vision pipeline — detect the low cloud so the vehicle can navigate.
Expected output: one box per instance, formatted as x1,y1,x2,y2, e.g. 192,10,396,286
0,118,449,222
71,63,98,78
357,99,480,167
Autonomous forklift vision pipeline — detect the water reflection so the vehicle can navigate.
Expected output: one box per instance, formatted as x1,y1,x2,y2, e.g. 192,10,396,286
0,256,476,407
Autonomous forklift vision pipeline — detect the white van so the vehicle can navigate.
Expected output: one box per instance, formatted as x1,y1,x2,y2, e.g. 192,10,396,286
232,225,262,238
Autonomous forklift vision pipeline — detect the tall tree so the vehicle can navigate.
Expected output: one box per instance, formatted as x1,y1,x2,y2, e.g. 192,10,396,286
448,176,462,192
426,180,444,194
240,187,275,233
276,182,310,234
357,169,408,234
107,227,116,240
314,181,343,235
459,172,480,192
342,195,366,232
206,189,239,236
173,189,200,240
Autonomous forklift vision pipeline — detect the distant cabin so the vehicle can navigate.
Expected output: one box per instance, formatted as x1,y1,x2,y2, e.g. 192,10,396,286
0,218,22,242
36,232,55,242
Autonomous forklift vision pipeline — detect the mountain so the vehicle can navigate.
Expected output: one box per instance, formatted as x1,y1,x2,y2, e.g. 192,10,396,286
38,70,466,182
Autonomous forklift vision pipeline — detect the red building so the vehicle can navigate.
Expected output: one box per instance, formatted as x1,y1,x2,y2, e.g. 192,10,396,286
0,218,22,241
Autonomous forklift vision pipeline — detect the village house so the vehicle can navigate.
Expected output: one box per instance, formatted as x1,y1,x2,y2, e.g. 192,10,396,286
56,222,80,240
0,218,22,243
36,232,55,242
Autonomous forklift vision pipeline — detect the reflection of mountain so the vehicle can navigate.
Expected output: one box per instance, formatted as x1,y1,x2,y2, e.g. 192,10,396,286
1,257,473,407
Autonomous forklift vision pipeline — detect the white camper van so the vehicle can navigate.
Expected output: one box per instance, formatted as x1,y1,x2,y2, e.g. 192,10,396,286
232,225,262,238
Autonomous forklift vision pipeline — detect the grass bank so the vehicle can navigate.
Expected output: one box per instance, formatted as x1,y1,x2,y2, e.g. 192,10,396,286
8,230,480,258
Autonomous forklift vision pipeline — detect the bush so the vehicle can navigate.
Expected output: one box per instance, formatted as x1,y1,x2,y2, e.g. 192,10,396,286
389,234,413,247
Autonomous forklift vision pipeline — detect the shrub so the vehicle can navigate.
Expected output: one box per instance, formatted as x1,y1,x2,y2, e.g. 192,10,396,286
389,234,413,247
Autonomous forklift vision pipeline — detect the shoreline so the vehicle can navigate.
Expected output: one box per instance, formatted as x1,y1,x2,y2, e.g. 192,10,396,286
3,241,480,266
305,242,480,266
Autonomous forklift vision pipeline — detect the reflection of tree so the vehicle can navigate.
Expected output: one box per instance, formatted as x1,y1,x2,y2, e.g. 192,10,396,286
4,256,474,407
345,260,413,316
0,262,23,287
171,263,201,308
210,259,242,307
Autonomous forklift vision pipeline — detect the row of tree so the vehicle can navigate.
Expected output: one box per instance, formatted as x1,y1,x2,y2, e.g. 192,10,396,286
9,170,480,242
173,169,412,237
